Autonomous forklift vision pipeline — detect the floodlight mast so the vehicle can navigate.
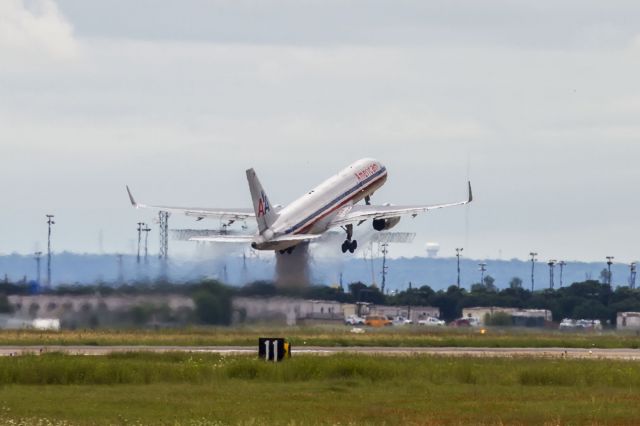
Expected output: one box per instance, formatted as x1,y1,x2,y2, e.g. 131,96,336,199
529,252,538,291
46,214,55,288
143,224,151,262
381,243,389,294
456,248,463,288
478,262,487,286
606,256,615,286
548,260,557,290
558,261,566,287
136,222,144,264
630,262,637,289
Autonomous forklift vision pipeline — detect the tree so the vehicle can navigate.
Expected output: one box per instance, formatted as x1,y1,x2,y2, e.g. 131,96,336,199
509,277,523,289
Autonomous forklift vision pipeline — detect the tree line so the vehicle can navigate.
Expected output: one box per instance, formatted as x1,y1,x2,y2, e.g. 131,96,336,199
1,276,640,325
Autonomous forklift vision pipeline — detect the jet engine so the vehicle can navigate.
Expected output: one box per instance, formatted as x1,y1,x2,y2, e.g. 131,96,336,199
372,216,401,231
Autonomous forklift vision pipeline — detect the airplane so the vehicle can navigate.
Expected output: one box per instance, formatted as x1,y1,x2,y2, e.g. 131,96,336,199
126,158,472,254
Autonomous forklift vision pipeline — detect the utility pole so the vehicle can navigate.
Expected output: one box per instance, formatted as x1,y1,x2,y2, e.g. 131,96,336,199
46,214,55,288
34,251,42,285
455,248,463,288
529,252,538,292
381,243,389,294
548,259,556,290
629,262,636,289
606,256,614,286
136,222,144,264
558,261,566,287
479,262,487,286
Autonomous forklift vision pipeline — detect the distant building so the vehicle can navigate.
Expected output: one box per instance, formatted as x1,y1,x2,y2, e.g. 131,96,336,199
232,297,440,326
7,295,194,318
617,312,640,330
232,297,344,326
372,305,440,322
462,307,552,326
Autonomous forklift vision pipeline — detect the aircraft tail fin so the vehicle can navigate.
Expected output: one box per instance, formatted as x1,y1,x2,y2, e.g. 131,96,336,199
246,168,278,233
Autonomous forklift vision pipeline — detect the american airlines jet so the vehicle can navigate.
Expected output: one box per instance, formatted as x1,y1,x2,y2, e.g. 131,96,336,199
126,158,472,254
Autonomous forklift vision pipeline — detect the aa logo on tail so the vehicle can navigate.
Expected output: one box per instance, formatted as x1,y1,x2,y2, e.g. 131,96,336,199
257,191,270,217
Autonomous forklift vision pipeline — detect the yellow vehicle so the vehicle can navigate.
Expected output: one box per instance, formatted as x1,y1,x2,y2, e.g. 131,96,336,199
365,315,392,327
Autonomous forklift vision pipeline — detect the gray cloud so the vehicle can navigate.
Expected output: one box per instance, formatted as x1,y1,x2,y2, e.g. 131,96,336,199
1,1,639,263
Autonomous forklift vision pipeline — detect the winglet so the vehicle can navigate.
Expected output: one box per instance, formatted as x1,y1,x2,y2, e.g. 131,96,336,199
467,181,473,203
126,185,138,207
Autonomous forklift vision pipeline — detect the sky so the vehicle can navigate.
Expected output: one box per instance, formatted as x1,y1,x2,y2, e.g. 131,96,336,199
1,0,639,263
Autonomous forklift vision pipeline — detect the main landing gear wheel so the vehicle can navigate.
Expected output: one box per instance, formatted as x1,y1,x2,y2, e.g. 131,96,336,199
341,239,358,254
340,224,357,254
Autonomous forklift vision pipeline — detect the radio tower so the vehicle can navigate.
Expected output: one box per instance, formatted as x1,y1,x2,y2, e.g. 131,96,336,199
159,212,169,259
46,214,55,288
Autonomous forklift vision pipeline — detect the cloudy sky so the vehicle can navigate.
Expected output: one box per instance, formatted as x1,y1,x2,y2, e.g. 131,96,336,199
1,0,639,262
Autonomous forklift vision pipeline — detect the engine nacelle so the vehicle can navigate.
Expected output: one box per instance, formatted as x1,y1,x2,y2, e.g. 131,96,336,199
372,216,401,231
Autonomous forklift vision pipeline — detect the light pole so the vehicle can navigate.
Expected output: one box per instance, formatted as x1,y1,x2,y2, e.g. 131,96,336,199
46,214,55,288
455,248,463,288
606,256,614,286
34,252,42,285
558,261,566,287
548,260,556,290
479,262,487,286
629,262,636,289
529,252,538,292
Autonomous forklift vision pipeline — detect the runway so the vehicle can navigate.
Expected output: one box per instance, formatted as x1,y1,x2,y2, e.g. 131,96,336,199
1,346,639,359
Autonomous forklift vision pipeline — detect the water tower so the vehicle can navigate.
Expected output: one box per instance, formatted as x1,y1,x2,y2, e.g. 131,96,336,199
425,242,440,258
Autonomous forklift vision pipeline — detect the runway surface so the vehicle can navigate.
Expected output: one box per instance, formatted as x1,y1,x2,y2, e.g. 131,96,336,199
1,346,639,359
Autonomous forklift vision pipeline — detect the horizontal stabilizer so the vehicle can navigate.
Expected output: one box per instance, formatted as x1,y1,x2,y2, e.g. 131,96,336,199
189,235,255,243
270,234,323,243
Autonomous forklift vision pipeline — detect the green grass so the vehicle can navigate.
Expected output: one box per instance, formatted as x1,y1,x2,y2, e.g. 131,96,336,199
0,326,639,349
0,353,639,424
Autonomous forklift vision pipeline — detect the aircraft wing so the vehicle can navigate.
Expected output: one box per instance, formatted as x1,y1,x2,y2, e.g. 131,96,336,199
329,181,473,228
126,186,255,221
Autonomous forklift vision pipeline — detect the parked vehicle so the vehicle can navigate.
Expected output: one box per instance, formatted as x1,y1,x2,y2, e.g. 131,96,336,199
345,314,366,325
449,317,481,327
392,316,413,326
365,315,393,327
418,316,445,326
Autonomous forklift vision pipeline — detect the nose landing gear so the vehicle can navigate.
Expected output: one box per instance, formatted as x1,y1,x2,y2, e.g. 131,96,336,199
340,224,357,254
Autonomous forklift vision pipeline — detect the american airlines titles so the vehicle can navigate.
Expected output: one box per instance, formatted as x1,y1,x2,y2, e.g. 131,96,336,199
354,163,379,182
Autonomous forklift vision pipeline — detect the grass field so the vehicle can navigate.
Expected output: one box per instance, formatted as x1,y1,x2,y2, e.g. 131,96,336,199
0,352,639,425
0,326,639,349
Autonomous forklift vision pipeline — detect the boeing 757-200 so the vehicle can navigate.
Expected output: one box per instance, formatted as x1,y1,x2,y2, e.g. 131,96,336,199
126,158,472,254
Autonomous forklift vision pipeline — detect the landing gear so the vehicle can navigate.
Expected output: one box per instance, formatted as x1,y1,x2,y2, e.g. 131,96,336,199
340,224,357,254
279,247,295,255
